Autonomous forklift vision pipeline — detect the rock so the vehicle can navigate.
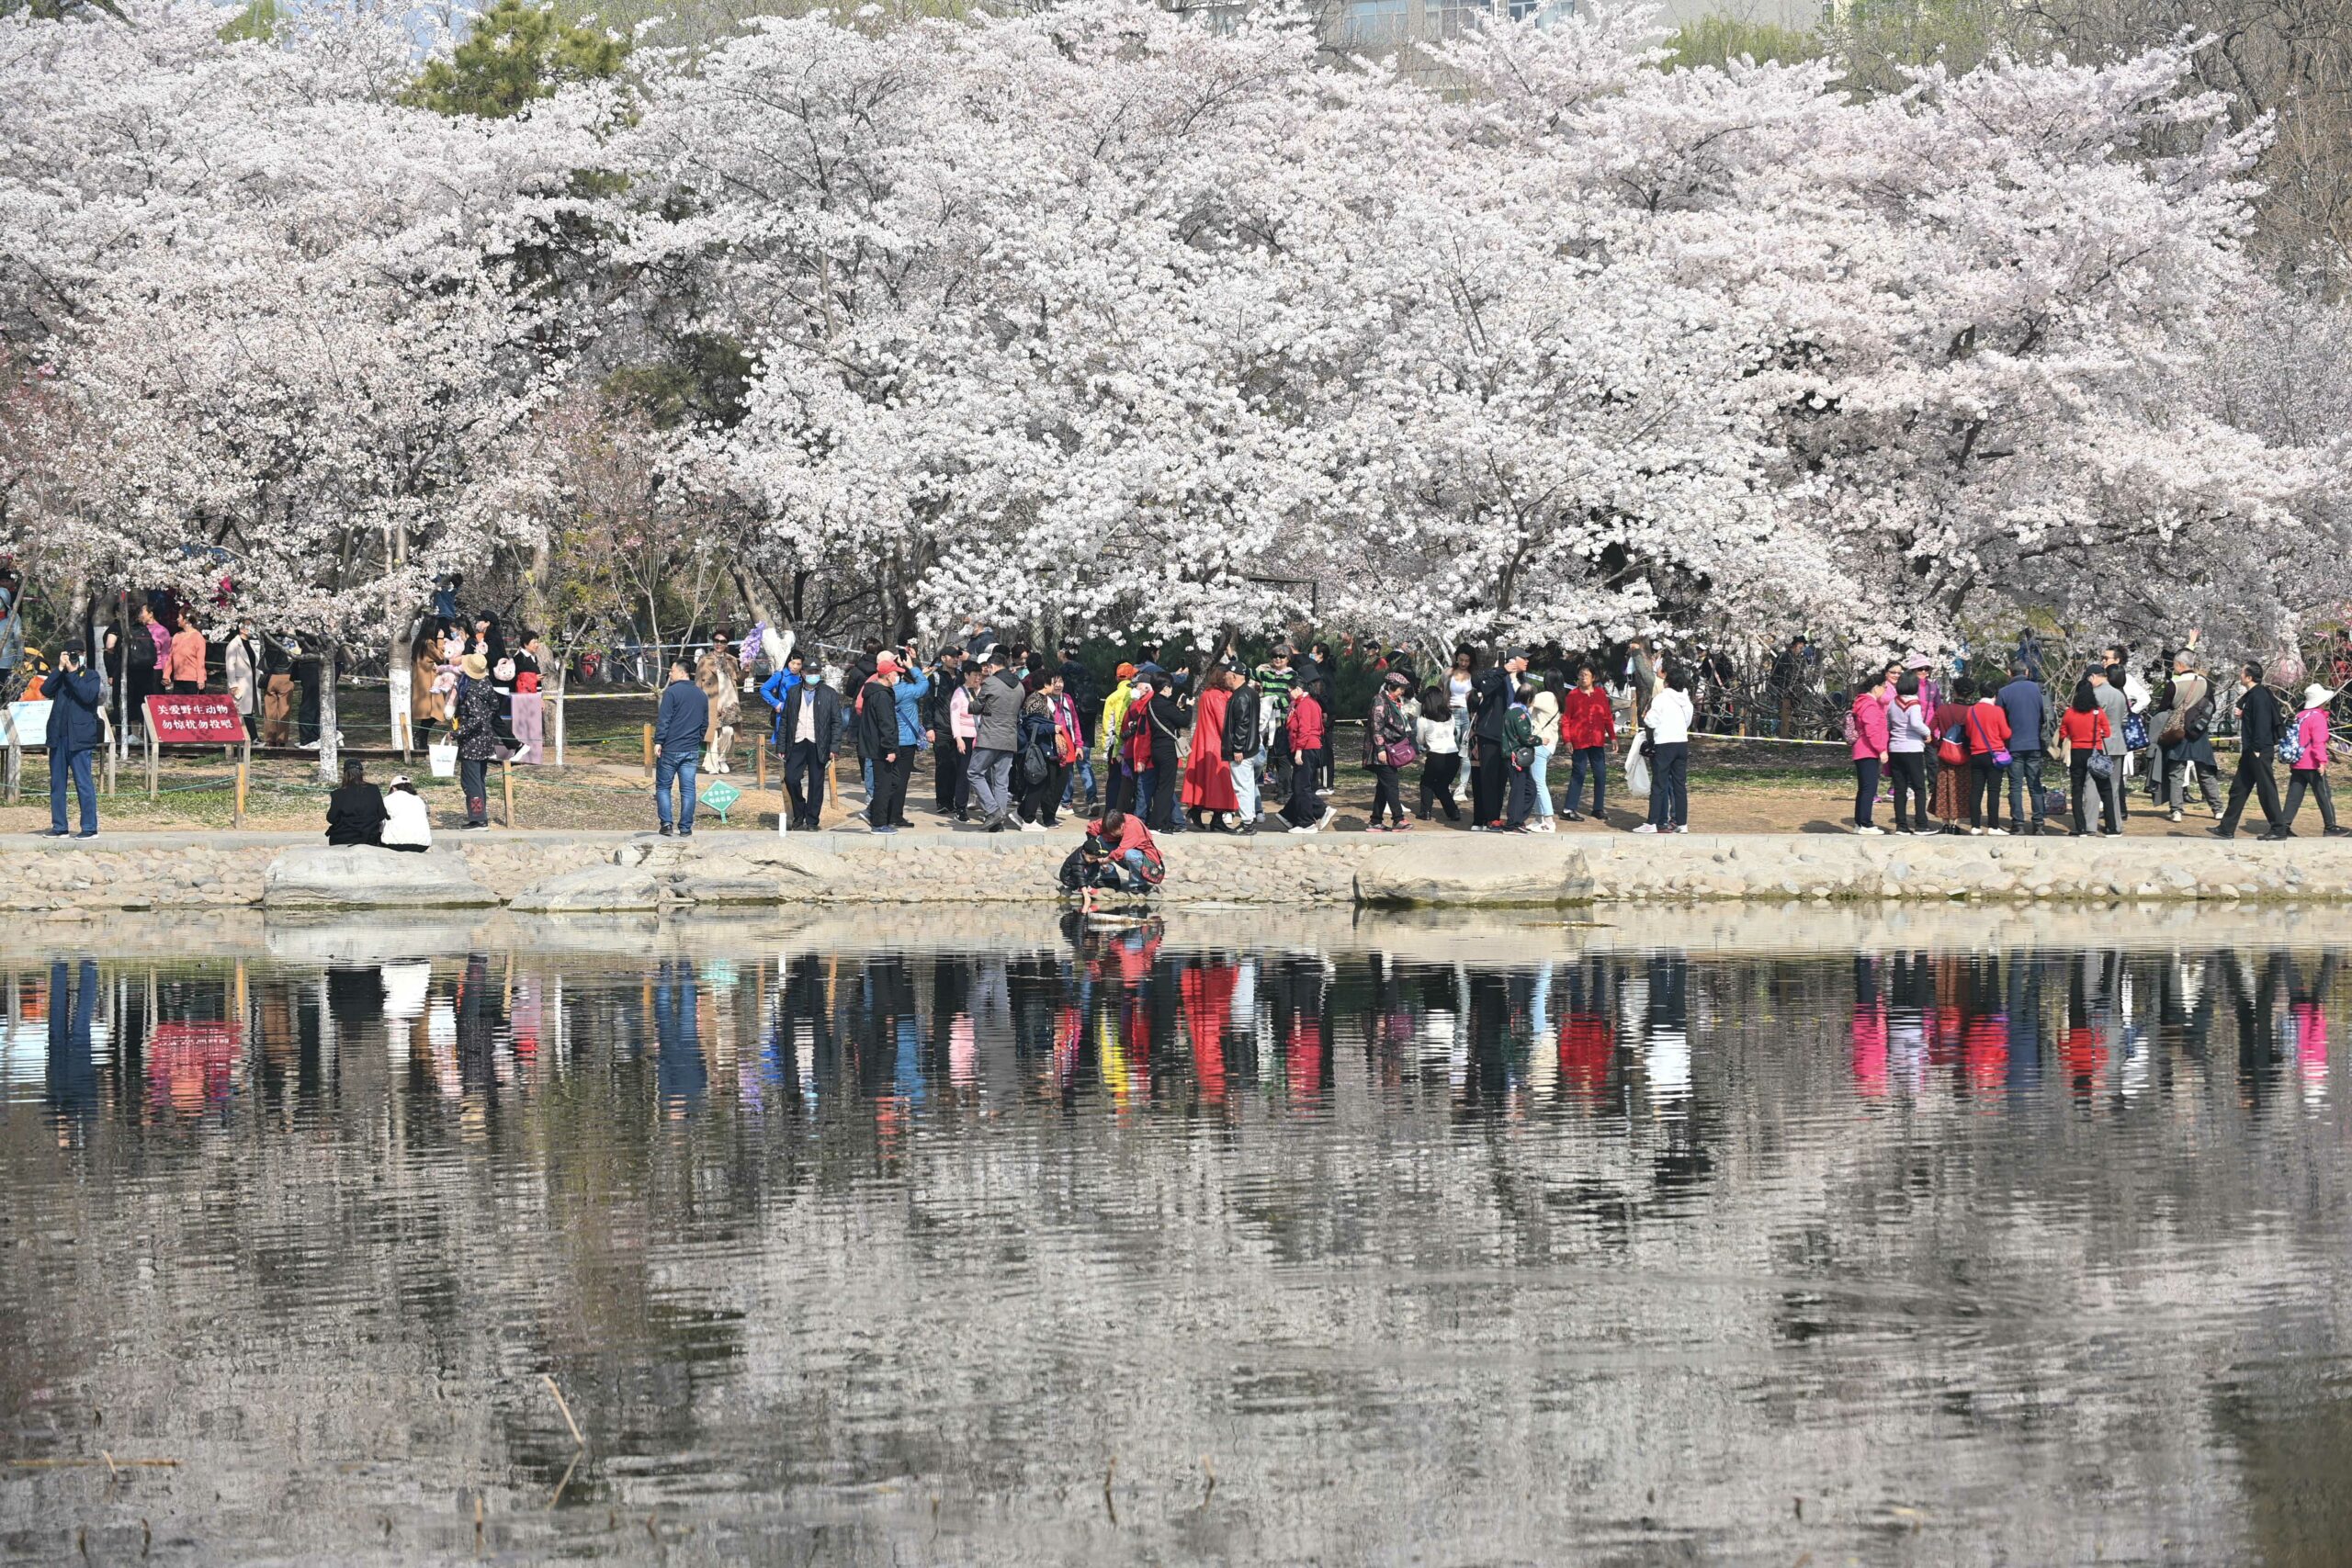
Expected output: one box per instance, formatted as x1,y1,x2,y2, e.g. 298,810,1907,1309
673,875,787,905
263,846,498,909
510,864,664,913
1354,843,1592,908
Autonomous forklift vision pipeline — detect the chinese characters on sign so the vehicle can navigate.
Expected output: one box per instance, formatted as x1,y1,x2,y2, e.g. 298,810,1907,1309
144,694,247,745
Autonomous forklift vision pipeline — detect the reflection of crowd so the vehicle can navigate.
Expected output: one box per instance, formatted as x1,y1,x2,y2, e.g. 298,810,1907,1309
21,942,2337,1156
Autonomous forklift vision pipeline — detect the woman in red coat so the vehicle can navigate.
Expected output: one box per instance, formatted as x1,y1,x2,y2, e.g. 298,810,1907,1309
1183,671,1241,829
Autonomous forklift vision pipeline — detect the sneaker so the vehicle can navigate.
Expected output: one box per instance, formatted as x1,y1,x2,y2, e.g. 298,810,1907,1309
1674,825,1690,833
1562,810,1584,823
2260,829,2294,841
1238,823,1258,836
678,828,694,837
1019,820,1046,832
871,825,897,835
1532,819,1556,834
1366,824,1390,834
72,830,97,840
1318,809,1336,829
1854,824,1884,835
2168,810,2183,824
1986,827,2008,836
1470,824,1487,833
1967,827,1984,836
1289,823,1317,834
2329,827,2352,839
1633,823,1659,834
658,824,675,837
2207,826,2233,839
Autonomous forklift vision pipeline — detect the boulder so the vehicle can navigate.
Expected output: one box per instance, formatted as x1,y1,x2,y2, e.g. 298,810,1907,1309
263,846,499,910
1354,843,1593,908
673,875,788,905
510,864,665,913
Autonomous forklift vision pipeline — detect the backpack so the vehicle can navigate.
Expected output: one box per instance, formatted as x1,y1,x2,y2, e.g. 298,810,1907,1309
2278,724,2303,766
1842,703,1860,746
2181,690,2215,741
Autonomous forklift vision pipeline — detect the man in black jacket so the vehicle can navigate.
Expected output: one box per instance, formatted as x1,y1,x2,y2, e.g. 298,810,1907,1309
2212,661,2287,840
1224,667,1264,833
855,660,902,834
779,673,842,830
1467,649,1526,828
1057,642,1098,813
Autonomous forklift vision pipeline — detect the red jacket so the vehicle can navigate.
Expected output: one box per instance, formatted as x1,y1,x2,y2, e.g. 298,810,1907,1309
1287,691,1326,752
1961,701,2011,757
1560,687,1614,750
2056,707,2109,751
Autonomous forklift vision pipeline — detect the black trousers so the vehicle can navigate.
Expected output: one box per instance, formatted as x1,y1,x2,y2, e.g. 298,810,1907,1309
1504,763,1535,829
1971,757,2007,829
868,751,909,829
1888,750,1928,829
1106,757,1133,815
1022,761,1069,826
936,739,967,812
1471,738,1508,824
1370,762,1405,826
2284,769,2337,831
1147,747,1181,829
1419,754,1461,819
1283,750,1325,826
785,739,826,827
1853,757,1881,828
2218,750,2283,836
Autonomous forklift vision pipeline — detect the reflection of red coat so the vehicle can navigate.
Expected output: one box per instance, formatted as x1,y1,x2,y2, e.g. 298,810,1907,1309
1182,687,1238,811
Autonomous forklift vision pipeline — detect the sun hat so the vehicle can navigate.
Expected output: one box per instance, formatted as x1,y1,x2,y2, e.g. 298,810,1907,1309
460,652,488,680
2304,682,2335,710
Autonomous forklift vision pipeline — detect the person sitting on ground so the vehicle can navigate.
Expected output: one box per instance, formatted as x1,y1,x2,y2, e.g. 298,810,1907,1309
382,774,433,852
324,758,389,847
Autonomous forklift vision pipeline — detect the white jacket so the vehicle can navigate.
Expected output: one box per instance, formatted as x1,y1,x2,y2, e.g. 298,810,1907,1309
382,791,433,849
1645,687,1695,746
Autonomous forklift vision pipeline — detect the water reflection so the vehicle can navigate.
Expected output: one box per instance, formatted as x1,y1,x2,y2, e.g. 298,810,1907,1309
2,921,2349,1564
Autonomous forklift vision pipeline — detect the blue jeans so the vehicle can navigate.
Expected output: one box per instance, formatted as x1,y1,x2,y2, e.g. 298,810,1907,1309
1531,744,1555,818
1568,746,1606,816
1132,766,1158,827
1063,750,1097,807
50,746,97,834
655,751,698,830
1116,848,1154,892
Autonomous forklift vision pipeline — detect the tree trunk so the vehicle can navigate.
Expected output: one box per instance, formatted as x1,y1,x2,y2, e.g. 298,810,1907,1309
316,642,339,784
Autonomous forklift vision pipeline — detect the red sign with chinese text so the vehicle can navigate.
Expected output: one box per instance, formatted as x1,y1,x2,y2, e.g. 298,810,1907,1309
145,694,247,744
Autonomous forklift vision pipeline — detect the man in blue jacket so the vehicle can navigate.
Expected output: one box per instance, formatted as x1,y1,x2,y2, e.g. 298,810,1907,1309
43,641,105,839
653,658,709,837
1995,662,2048,834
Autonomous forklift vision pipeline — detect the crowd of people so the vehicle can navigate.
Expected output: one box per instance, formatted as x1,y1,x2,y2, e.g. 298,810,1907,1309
1842,643,2347,841
17,580,2351,856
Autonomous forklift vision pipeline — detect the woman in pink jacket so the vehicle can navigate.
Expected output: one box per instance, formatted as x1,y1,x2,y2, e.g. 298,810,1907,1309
1849,669,1893,834
2281,682,2348,837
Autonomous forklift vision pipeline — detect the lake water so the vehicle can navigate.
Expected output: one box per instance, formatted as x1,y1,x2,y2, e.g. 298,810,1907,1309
4,908,2350,1565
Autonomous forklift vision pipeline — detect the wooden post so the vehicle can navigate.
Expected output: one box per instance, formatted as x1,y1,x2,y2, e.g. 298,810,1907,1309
502,758,514,828
755,739,767,791
642,723,654,777
103,744,116,797
3,737,16,806
552,674,566,767
233,749,248,828
146,728,159,800
826,754,838,828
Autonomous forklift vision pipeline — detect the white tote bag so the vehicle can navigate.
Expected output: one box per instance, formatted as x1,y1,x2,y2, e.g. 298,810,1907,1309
1623,742,1651,799
427,738,458,779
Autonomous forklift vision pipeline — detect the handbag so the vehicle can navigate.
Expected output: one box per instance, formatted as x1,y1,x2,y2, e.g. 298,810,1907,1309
2122,713,2150,750
2087,748,2114,779
1938,726,1967,767
427,738,458,779
1381,739,1419,769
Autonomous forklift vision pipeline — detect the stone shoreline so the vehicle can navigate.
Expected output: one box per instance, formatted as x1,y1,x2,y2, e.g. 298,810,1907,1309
8,826,2352,911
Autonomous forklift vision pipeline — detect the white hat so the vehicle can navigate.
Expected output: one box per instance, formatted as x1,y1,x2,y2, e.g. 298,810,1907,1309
2304,683,2335,710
